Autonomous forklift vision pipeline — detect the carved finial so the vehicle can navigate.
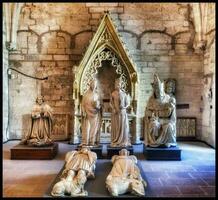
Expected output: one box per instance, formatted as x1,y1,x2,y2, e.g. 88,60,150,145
104,10,110,14
151,73,164,90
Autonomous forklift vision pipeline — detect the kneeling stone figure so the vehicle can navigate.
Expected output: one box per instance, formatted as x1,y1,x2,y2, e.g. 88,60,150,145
106,149,147,197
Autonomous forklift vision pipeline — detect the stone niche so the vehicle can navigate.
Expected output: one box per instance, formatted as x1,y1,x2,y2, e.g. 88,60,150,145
97,59,131,113
70,13,139,144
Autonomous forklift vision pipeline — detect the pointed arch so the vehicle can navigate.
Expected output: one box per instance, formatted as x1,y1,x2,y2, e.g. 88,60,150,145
74,13,138,101
80,45,131,96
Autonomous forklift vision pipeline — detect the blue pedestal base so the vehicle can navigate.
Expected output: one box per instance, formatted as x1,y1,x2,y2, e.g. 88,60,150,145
143,144,181,161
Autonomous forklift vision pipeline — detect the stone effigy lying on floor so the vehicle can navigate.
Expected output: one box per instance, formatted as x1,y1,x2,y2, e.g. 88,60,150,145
106,149,147,197
51,147,97,197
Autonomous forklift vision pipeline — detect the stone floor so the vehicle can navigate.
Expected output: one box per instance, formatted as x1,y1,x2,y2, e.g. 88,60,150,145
3,141,215,197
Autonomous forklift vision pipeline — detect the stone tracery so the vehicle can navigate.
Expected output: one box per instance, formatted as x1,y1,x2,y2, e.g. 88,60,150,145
82,49,129,93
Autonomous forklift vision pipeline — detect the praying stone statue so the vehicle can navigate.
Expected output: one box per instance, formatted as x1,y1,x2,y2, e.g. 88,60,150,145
80,78,102,147
51,147,97,197
164,78,176,97
110,78,131,147
106,149,147,197
20,95,53,147
144,74,177,148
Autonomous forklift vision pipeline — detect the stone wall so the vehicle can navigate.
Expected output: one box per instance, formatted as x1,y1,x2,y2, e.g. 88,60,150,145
3,12,9,142
8,3,208,141
200,3,215,147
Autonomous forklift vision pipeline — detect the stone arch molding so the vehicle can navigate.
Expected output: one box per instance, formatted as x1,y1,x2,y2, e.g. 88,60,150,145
73,13,138,102
81,46,129,94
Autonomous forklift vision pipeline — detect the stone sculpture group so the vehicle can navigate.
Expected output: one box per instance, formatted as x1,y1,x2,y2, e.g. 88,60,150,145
80,77,131,148
79,74,177,149
51,148,146,197
21,74,177,197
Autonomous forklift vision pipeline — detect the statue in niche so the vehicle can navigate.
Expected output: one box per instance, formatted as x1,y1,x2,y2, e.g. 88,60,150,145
20,95,53,147
106,149,147,197
80,78,102,147
110,78,131,147
144,74,177,148
164,78,176,97
51,147,97,197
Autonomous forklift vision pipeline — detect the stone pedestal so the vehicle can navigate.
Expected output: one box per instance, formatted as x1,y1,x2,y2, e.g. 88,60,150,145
10,143,58,160
107,145,134,159
143,144,181,160
76,145,103,159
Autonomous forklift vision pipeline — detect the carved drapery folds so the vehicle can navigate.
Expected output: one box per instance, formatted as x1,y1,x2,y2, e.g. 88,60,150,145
71,13,139,144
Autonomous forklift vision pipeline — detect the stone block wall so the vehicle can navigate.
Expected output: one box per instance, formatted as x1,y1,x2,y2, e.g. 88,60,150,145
200,3,215,147
8,3,207,141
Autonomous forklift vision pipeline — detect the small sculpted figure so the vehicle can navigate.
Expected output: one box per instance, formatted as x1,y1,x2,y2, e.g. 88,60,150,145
80,78,102,147
164,78,176,98
144,74,177,147
51,147,97,197
106,149,147,197
110,78,131,147
51,170,88,197
20,95,53,147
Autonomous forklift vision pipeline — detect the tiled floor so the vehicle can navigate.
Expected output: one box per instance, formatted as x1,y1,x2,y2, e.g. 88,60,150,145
137,142,216,197
3,141,215,197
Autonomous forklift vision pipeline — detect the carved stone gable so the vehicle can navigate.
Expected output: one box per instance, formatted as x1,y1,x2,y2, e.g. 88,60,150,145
74,13,138,99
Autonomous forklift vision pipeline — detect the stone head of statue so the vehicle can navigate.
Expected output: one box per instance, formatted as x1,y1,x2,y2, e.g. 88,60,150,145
119,149,129,156
80,146,90,154
151,74,165,99
115,77,122,90
67,170,75,177
165,79,176,96
36,95,44,105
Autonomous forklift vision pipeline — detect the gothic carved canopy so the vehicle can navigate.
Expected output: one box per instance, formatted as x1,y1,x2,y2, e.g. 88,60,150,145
74,13,138,100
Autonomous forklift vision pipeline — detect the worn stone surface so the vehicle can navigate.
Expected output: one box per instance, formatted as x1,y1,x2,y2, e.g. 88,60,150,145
3,3,215,146
3,14,9,142
200,3,215,147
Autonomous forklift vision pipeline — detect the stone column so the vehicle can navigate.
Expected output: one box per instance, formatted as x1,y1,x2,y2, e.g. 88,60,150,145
3,13,9,142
